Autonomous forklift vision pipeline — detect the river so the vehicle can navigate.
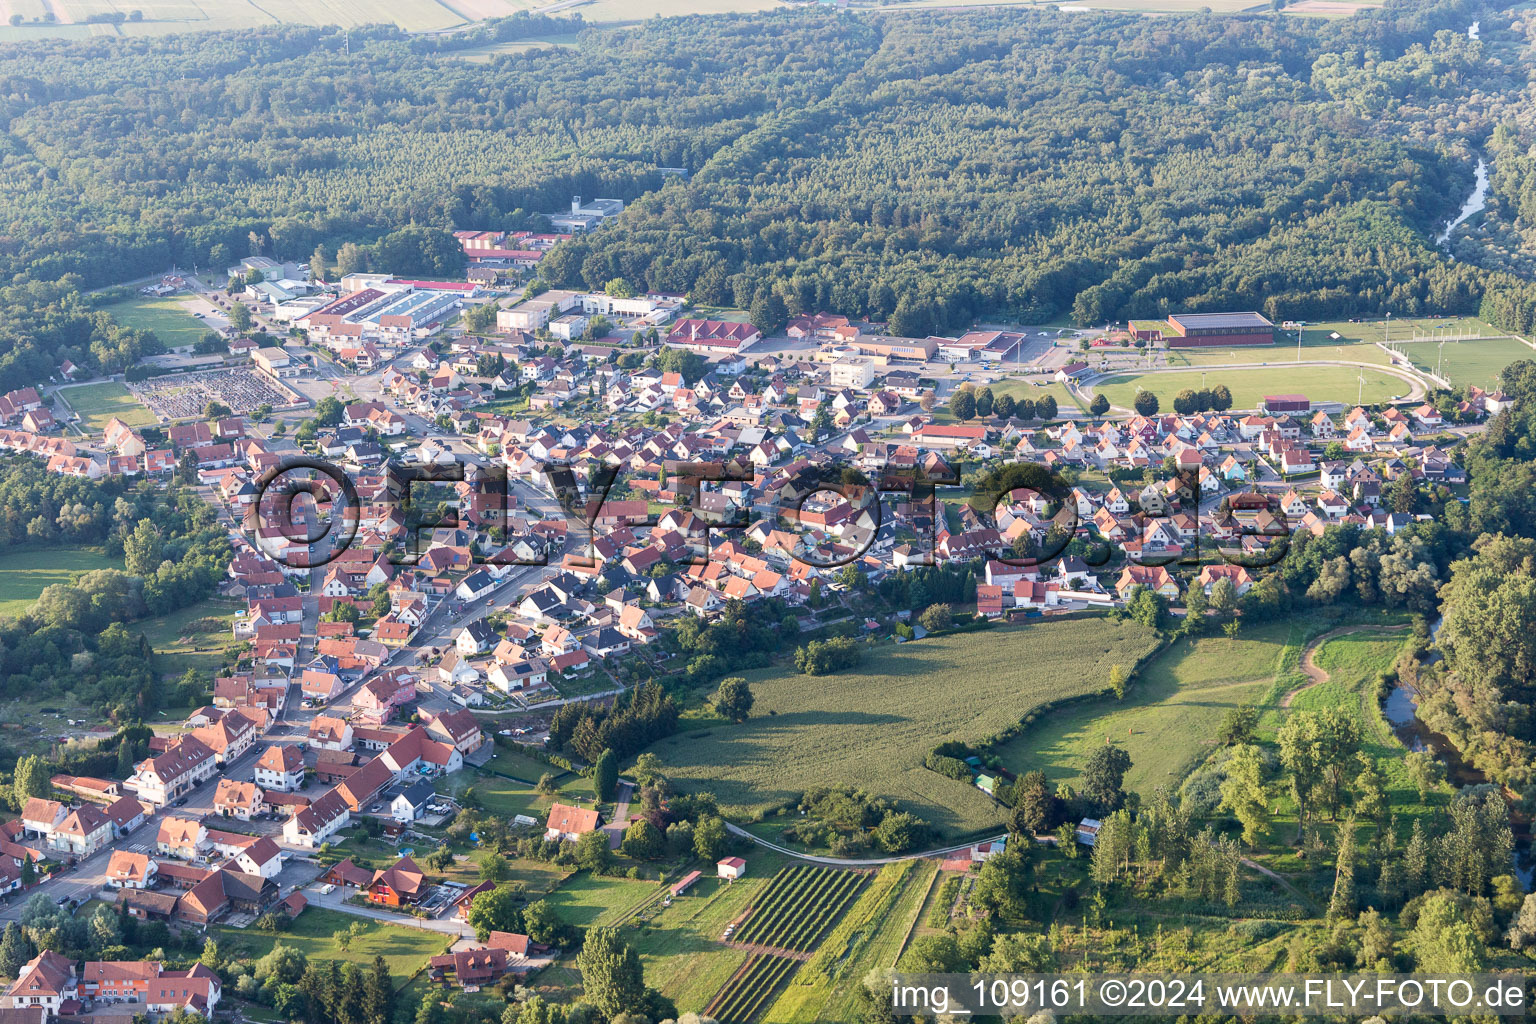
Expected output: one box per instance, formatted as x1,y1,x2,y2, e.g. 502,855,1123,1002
1436,157,1489,245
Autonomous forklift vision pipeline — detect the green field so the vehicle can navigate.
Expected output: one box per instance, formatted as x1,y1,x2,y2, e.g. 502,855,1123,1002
99,295,209,349
995,618,1314,794
139,598,242,677
645,618,1162,837
542,871,662,928
0,546,122,618
62,381,156,432
212,906,451,978
1091,364,1409,412
1392,336,1536,390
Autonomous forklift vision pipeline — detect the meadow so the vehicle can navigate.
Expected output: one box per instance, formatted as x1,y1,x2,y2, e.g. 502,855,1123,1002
1394,336,1536,390
61,381,156,432
99,295,210,348
995,617,1316,794
139,598,243,678
1091,364,1409,412
0,546,122,618
211,906,451,978
644,618,1162,837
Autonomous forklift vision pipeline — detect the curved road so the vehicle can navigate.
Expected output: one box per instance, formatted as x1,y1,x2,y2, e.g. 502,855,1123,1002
723,821,1005,866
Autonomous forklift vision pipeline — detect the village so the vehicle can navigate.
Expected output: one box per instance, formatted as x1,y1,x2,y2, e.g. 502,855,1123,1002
0,233,1512,1020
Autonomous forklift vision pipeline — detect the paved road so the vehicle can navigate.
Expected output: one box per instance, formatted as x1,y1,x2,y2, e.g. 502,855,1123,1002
722,821,1002,866
603,781,634,850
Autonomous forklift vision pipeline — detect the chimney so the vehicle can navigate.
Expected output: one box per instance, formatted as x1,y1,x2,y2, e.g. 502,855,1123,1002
571,196,581,214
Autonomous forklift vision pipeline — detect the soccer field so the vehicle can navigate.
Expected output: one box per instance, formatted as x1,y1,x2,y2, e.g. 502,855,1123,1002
62,381,156,432
1092,364,1409,411
1394,337,1536,390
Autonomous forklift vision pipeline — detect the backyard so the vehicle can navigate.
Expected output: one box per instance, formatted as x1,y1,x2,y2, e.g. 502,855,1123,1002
211,906,452,979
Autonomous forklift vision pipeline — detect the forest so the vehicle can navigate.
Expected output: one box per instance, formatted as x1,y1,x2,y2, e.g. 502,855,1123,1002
0,0,1533,388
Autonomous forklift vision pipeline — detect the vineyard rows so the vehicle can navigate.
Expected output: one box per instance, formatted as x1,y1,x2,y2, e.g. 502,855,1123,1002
732,865,867,952
705,953,798,1024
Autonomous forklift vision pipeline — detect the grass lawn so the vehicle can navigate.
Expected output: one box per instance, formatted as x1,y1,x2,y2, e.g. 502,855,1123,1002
543,870,663,928
99,294,209,349
62,381,157,432
1394,336,1536,391
438,760,593,823
212,906,451,978
481,748,564,782
994,618,1321,794
1092,364,1408,412
138,598,242,677
0,546,122,618
644,618,1161,837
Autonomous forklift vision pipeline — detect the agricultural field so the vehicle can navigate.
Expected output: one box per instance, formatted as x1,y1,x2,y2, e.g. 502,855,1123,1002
99,295,210,349
644,618,1161,837
1091,364,1410,412
60,381,156,433
1393,336,1535,390
541,871,662,928
0,546,122,618
211,906,451,978
997,617,1319,794
707,954,798,1024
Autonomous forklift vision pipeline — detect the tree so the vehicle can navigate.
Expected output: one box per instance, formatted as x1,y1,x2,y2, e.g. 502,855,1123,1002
0,922,33,979
712,677,754,723
1412,892,1487,972
1209,577,1238,617
363,956,393,1024
1506,893,1536,950
592,748,618,803
229,301,252,333
1133,390,1159,415
1107,663,1128,700
1328,820,1357,918
948,389,976,420
336,242,367,276
873,811,928,853
1081,744,1132,815
200,937,224,972
1404,750,1444,800
974,386,994,418
1209,384,1233,411
1089,393,1110,416
12,754,49,809
576,928,646,1020
1011,770,1055,835
621,818,663,860
918,603,952,632
576,830,610,873
1277,712,1327,842
694,814,728,861
466,886,524,941
1036,393,1057,420
123,519,164,576
1219,743,1269,848
749,289,787,336
309,245,330,282
972,849,1032,918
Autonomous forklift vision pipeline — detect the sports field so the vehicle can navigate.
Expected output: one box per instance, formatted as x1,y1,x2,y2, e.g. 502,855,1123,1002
62,381,156,432
1393,336,1535,390
100,295,208,349
644,618,1161,836
1092,364,1409,411
0,547,123,618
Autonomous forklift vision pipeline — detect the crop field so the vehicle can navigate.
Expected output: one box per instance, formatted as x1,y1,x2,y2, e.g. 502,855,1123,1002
1092,364,1409,412
99,295,209,348
707,954,798,1024
61,382,156,433
645,618,1161,836
996,617,1321,793
0,546,123,618
733,866,867,952
1392,336,1535,390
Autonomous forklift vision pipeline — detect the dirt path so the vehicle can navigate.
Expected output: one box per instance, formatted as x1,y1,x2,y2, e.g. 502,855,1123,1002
1278,623,1410,708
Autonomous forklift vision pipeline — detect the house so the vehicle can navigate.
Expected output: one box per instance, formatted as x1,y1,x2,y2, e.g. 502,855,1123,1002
1196,564,1255,597
1115,564,1179,600
128,736,217,806
232,837,284,879
213,779,263,820
421,709,485,756
255,743,307,792
367,856,428,907
545,802,600,842
48,805,113,858
323,858,373,888
1075,818,1102,847
156,817,209,861
308,716,354,751
391,779,436,824
105,850,158,889
456,570,496,602
1,951,78,1013
283,790,351,848
717,856,747,880
456,619,499,655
